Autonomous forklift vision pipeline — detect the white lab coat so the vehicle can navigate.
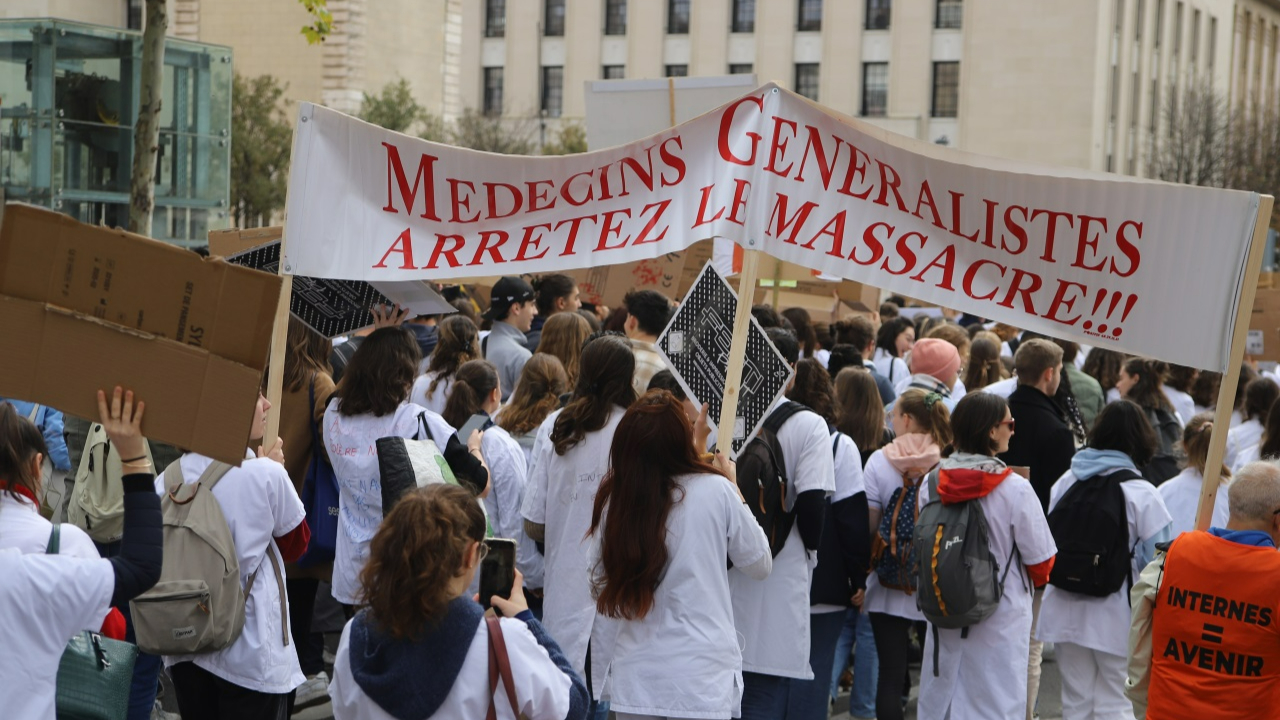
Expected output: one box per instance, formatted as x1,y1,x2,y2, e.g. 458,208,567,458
729,402,835,679
861,449,927,622
979,377,1018,399
0,549,114,720
0,493,99,559
1158,467,1230,537
1162,385,1195,427
872,348,910,386
1037,471,1172,656
330,615,573,720
410,370,452,417
599,473,772,718
520,407,624,697
916,471,1057,720
155,453,307,694
1224,418,1264,470
324,401,457,605
1233,443,1262,475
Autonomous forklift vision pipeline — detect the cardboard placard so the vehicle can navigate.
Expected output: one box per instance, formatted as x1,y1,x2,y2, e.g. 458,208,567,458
0,203,282,465
657,262,794,458
211,228,454,338
1248,278,1280,362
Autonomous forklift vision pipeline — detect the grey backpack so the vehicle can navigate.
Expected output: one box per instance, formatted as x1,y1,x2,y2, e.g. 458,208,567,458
130,460,286,655
68,423,154,543
913,470,1019,674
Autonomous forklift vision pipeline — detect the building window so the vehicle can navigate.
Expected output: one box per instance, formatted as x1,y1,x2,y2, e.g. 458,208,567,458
1190,9,1200,64
1207,15,1216,71
605,0,627,35
665,64,689,77
1173,1,1182,56
931,61,959,117
936,0,961,29
542,66,564,117
127,0,144,29
1135,0,1144,41
483,68,504,116
794,63,819,100
668,0,691,34
1154,0,1163,47
798,0,822,31
862,62,888,116
729,63,754,74
732,0,756,32
485,0,506,37
866,0,891,30
603,65,625,79
544,0,566,36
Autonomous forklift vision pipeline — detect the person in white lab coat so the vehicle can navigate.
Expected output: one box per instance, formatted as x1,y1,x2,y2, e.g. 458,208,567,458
729,329,837,720
330,484,588,720
1231,390,1280,474
587,391,771,720
1162,365,1199,427
0,388,163,720
873,317,914,386
325,327,489,610
1160,413,1232,536
1224,377,1278,469
411,315,482,416
1037,401,1172,720
917,393,1057,720
521,334,637,718
864,388,951,720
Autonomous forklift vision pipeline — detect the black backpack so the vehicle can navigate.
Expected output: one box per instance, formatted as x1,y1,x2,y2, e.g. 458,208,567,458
1141,408,1182,486
1047,468,1140,597
736,401,807,557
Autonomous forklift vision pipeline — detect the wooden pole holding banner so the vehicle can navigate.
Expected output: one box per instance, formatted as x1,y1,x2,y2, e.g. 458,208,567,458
264,263,293,446
716,246,763,454
1196,194,1274,530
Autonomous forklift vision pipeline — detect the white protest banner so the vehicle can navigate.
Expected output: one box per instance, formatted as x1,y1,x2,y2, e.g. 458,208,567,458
283,84,1261,371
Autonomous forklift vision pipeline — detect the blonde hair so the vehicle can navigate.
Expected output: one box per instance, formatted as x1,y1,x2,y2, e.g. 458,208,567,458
895,388,953,449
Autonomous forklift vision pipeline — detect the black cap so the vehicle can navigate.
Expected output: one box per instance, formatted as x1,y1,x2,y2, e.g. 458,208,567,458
483,276,536,319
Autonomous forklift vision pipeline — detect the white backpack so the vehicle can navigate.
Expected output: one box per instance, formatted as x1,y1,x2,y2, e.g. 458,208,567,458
68,423,154,543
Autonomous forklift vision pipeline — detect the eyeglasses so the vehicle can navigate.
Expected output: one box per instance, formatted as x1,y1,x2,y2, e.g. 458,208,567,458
999,419,1016,431
476,541,489,562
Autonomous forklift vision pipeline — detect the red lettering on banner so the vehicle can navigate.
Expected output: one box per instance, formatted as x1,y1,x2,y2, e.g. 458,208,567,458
913,181,945,230
948,191,981,244
448,179,480,223
882,231,925,276
659,137,687,187
963,259,1005,301
837,145,874,200
373,228,416,269
853,222,891,266
596,209,632,251
484,182,523,219
562,171,595,206
1114,220,1142,277
426,234,466,269
727,179,751,225
910,244,957,290
694,184,726,227
597,162,616,201
527,180,557,212
1001,205,1029,255
795,125,840,190
555,215,596,256
382,143,441,221
873,160,910,212
765,117,798,178
981,199,999,249
618,145,657,198
998,268,1043,313
1072,215,1109,272
1046,280,1088,325
718,95,765,166
469,230,509,265
1030,208,1073,263
514,223,552,262
634,200,672,245
804,210,848,258
767,193,819,245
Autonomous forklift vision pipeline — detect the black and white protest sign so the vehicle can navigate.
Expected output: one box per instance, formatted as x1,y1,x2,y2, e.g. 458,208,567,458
226,240,452,337
658,261,794,458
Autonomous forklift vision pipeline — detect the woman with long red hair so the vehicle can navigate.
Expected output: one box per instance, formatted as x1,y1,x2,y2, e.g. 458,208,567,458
588,391,771,720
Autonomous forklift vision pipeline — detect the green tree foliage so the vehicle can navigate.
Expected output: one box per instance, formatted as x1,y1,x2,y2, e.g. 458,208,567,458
542,123,588,155
299,0,333,44
230,73,292,228
358,79,447,141
450,109,536,155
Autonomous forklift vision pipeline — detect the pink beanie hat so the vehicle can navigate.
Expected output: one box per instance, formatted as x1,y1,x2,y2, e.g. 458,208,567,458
910,338,961,380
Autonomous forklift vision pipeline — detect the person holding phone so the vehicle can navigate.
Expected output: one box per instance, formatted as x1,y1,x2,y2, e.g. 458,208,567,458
330,484,588,720
587,390,772,720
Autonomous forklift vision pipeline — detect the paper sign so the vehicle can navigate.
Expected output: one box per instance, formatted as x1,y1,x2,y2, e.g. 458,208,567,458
1248,329,1265,356
657,262,794,458
225,240,453,337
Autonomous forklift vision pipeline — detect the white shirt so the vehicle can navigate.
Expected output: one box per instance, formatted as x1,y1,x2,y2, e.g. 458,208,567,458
481,424,541,594
324,401,457,605
872,348,910,386
411,371,453,417
155,453,307,693
330,615,572,720
917,470,1057,720
980,377,1018,399
814,348,831,369
1158,467,1230,537
600,473,771,718
1162,385,1195,427
861,449,928,622
1225,418,1264,470
0,494,100,559
1233,442,1262,475
729,402,836,679
1036,470,1172,656
0,549,114,720
520,407,624,697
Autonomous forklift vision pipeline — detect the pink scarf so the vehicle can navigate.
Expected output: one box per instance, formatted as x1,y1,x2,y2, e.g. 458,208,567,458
881,433,941,480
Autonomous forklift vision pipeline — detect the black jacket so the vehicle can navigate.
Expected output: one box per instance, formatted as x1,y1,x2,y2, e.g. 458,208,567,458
810,433,871,606
1000,384,1077,513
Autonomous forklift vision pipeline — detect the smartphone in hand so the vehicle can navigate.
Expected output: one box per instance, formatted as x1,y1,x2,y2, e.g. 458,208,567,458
480,538,517,611
458,413,491,442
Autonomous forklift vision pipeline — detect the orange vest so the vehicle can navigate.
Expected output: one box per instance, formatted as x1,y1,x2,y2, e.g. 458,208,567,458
1147,531,1280,720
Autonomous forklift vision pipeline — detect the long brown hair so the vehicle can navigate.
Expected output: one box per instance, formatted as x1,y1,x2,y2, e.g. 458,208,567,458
336,327,420,417
588,391,722,620
1259,402,1280,461
834,367,887,453
787,358,836,424
1183,412,1231,478
1121,357,1173,412
781,308,817,358
359,484,486,638
535,312,592,387
551,334,636,455
0,402,48,502
963,336,1007,390
894,388,953,449
497,354,569,436
424,316,481,402
284,317,334,393
442,359,499,430
1082,348,1125,392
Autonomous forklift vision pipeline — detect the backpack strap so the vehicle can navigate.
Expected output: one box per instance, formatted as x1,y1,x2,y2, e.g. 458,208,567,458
45,524,60,555
416,412,434,443
26,404,41,423
485,615,520,720
762,401,806,435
